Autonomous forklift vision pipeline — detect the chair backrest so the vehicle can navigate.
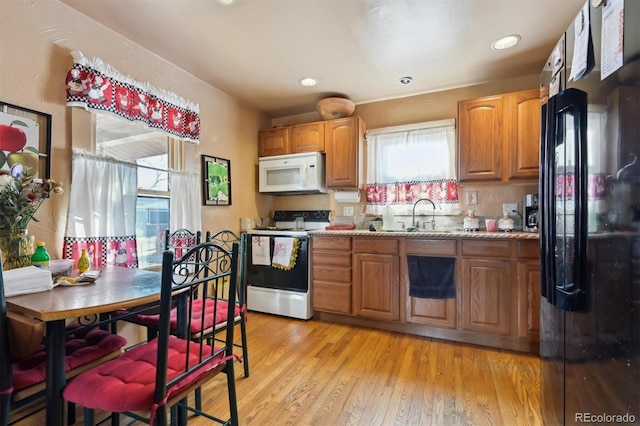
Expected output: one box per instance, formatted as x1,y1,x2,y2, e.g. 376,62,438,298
0,258,13,425
164,228,202,260
154,241,239,403
205,230,246,308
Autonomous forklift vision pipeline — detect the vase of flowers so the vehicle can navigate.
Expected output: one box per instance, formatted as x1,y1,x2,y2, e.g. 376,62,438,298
0,230,36,270
0,168,63,270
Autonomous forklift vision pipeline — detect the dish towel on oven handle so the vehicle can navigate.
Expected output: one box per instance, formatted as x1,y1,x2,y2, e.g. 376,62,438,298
272,237,300,270
251,236,271,265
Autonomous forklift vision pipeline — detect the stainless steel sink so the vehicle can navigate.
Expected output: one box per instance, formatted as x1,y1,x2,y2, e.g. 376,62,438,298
405,227,452,233
375,229,452,233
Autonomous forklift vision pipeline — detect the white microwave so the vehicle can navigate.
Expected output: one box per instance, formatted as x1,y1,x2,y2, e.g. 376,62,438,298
258,152,328,194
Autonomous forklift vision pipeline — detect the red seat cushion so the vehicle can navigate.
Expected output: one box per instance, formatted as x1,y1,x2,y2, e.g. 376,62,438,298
137,298,240,333
11,326,127,391
62,336,225,413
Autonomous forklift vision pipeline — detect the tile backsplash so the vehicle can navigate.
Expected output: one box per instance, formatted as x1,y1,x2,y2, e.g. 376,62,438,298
353,182,539,231
457,182,539,229
272,181,540,231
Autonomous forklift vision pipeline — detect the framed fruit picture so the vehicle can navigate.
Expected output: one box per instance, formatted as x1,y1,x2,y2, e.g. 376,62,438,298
202,155,231,206
0,101,52,179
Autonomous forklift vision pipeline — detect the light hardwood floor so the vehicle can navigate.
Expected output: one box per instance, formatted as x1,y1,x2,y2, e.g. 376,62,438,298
14,312,542,425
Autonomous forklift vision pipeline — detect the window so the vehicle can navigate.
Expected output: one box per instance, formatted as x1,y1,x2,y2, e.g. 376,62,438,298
365,119,460,215
96,114,172,268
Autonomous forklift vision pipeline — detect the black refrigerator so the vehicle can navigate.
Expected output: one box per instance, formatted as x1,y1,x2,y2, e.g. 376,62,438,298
539,1,640,424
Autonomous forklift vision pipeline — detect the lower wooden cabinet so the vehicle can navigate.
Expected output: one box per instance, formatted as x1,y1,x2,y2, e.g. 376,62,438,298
460,258,512,336
311,234,541,353
517,260,541,339
312,236,352,314
353,238,400,321
404,239,457,329
353,252,399,321
516,239,541,340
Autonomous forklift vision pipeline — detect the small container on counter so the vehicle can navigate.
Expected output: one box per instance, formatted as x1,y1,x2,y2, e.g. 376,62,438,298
31,241,50,269
498,213,515,232
463,210,480,231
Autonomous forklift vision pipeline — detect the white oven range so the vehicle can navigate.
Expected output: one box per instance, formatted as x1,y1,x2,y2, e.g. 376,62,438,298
244,210,330,320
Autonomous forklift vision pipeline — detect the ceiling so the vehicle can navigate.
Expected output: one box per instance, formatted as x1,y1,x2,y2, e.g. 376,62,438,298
60,0,585,118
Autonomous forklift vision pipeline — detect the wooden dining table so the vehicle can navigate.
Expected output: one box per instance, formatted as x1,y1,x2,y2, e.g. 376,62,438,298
6,266,163,426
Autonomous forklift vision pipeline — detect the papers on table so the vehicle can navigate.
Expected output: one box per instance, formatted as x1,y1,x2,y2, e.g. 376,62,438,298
4,266,53,297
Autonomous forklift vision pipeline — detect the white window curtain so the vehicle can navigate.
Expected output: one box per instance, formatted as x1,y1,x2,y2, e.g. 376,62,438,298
366,120,460,215
169,170,202,232
63,149,139,268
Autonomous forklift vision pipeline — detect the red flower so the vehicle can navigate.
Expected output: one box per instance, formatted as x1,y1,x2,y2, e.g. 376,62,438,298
27,192,37,201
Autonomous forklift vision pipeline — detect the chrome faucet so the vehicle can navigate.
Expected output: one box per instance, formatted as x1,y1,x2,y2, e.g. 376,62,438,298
411,198,437,230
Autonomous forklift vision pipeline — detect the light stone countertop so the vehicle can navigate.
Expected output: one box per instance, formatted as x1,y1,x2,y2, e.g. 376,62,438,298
308,229,540,240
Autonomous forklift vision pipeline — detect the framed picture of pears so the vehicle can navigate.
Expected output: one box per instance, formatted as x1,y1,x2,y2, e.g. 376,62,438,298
0,101,52,179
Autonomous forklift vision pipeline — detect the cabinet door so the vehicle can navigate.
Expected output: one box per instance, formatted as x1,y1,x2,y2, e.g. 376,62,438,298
506,89,540,180
404,239,457,328
258,127,290,157
353,253,399,321
516,260,540,340
460,258,511,336
458,96,504,181
325,116,364,189
291,122,325,153
407,297,457,329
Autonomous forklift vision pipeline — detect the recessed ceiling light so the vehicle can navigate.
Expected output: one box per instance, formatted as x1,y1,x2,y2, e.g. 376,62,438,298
299,77,318,87
398,76,413,85
216,0,235,5
492,34,521,50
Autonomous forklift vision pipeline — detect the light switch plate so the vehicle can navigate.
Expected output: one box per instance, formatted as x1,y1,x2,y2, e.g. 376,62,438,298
503,203,518,214
467,191,478,205
343,206,354,216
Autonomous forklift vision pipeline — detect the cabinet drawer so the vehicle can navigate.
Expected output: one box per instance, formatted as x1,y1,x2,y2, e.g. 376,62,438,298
313,281,352,314
313,265,351,283
312,236,351,251
405,239,457,256
517,240,539,259
461,239,512,258
312,250,352,266
353,238,399,254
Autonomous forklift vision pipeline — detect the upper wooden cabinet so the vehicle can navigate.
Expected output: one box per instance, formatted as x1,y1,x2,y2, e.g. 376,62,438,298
258,127,290,157
458,88,540,182
325,116,365,189
290,122,325,153
506,89,542,180
458,95,504,181
259,116,365,188
259,122,324,157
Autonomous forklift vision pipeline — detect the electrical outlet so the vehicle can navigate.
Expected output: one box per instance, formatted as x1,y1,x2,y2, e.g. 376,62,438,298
467,191,478,205
343,206,354,216
503,203,518,214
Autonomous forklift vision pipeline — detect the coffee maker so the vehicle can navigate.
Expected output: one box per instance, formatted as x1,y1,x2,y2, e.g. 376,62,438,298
523,193,539,232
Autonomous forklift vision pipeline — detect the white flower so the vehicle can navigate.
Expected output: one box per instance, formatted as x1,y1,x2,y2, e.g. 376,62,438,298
0,174,13,188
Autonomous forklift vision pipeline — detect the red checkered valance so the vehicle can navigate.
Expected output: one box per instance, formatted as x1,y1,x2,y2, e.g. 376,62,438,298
65,51,200,144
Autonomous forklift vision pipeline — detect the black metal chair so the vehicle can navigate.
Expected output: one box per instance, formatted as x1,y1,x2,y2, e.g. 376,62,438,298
0,259,128,425
205,230,249,378
133,230,249,411
63,241,241,426
111,228,202,338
